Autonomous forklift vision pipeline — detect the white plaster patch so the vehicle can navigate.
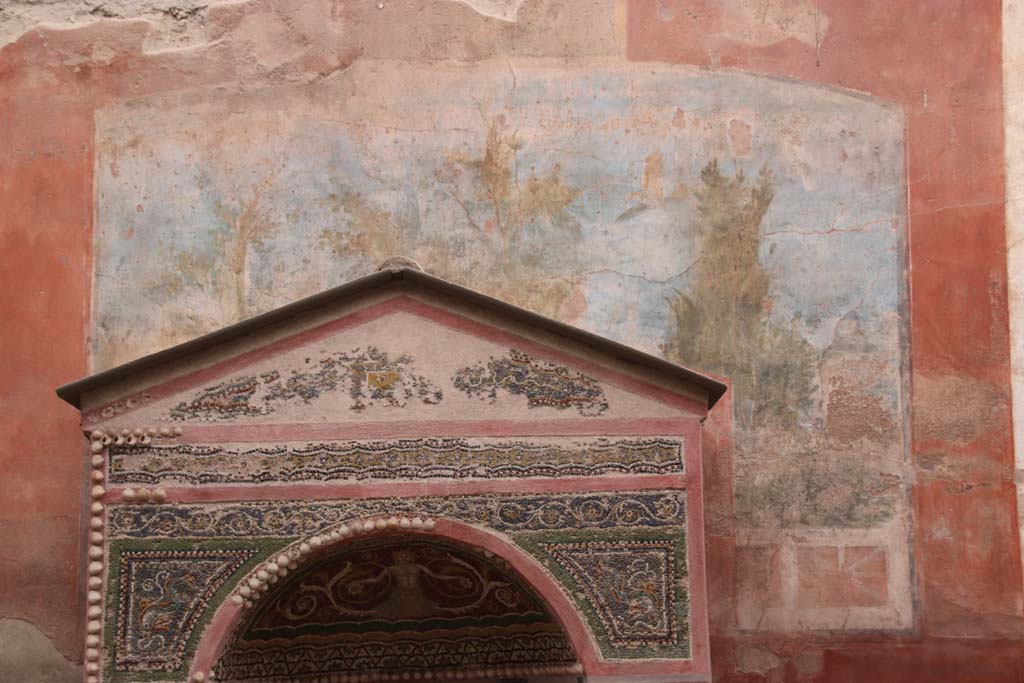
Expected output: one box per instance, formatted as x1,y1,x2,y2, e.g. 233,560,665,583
450,0,525,22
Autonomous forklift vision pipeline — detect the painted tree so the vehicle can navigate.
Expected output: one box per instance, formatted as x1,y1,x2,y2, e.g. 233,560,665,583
665,160,816,437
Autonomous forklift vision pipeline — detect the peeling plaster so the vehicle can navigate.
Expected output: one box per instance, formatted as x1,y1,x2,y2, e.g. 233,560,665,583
0,0,210,51
452,0,525,22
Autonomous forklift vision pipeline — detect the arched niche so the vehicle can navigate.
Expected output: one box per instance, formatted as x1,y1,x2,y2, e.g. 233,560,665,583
191,518,595,683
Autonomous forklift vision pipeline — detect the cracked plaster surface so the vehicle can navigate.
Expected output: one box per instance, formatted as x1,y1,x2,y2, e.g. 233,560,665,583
0,0,534,51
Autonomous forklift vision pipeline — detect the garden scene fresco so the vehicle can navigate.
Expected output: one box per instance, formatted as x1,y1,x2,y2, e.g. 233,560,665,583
94,61,906,532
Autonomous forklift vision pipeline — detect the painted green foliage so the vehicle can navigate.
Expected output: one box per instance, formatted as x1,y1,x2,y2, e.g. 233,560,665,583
665,161,898,528
319,115,587,322
665,161,816,430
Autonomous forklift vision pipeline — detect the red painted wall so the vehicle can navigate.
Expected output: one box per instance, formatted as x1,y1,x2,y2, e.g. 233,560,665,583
0,1,1021,680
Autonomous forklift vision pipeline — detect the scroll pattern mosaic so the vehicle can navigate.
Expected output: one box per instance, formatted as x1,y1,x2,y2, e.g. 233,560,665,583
113,548,257,672
453,349,609,416
107,490,687,539
169,347,443,421
215,536,576,681
107,437,685,485
106,492,689,667
545,540,680,650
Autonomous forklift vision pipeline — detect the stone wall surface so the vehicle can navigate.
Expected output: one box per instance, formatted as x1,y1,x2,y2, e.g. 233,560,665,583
0,0,1021,681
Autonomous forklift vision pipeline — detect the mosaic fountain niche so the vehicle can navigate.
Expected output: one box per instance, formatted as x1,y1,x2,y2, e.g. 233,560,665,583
58,263,726,683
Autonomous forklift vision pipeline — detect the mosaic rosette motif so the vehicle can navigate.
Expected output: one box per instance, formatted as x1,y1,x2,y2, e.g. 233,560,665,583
113,548,257,672
107,437,685,485
107,490,687,539
453,349,609,416
169,347,443,421
215,536,576,682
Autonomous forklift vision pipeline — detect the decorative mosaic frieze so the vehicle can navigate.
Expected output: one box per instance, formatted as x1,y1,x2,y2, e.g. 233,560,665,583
113,548,257,672
107,437,685,485
453,349,609,416
216,632,576,682
107,490,687,539
169,347,443,421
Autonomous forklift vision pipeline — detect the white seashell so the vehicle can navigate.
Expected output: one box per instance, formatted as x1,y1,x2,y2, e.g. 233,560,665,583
85,648,99,662
122,489,136,503
88,546,103,560
86,620,102,634
192,672,206,682
85,634,100,647
86,605,102,619
151,488,167,503
256,570,269,582
87,591,102,605
399,518,411,529
136,488,151,502
88,562,103,576
386,517,399,529
422,519,436,531
91,470,104,483
90,486,106,500
89,517,103,530
247,578,260,590
159,427,171,437
298,543,311,555
231,594,244,605
411,518,424,530
87,576,102,590
85,662,99,674
90,441,104,454
338,525,351,536
89,531,103,544
91,454,104,467
90,430,105,441
239,586,252,598
266,562,279,575
374,519,387,530
91,501,103,514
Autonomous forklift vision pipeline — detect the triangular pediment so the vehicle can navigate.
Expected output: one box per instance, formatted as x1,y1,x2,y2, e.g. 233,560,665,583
79,293,704,431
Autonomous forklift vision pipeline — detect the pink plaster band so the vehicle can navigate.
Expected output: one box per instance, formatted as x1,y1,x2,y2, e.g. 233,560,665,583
169,416,695,443
84,294,708,426
109,473,692,504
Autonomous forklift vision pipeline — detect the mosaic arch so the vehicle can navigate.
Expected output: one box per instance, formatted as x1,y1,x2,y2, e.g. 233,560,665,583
189,518,600,683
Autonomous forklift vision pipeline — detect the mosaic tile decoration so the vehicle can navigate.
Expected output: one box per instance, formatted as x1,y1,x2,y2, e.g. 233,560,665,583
215,536,576,682
113,548,257,672
453,349,610,416
107,437,685,485
545,541,677,646
169,347,443,421
521,530,690,660
216,632,574,683
107,490,687,539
